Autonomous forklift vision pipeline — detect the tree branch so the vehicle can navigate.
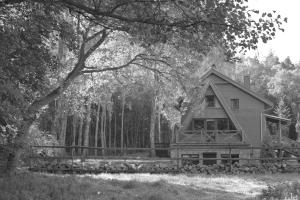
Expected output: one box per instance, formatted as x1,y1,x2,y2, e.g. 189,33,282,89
54,0,236,29
28,28,109,112
81,54,142,74
83,29,109,59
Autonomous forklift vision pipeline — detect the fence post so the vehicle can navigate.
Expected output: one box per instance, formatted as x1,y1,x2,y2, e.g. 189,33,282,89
250,146,253,164
176,146,179,170
229,144,232,173
279,145,283,166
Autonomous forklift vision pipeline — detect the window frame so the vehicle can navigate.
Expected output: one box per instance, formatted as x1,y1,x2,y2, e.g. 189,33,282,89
182,154,199,165
206,95,215,107
202,152,217,165
231,98,239,109
221,154,239,164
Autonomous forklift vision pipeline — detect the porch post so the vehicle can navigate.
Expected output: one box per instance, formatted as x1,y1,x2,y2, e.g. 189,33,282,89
279,120,282,145
260,113,263,143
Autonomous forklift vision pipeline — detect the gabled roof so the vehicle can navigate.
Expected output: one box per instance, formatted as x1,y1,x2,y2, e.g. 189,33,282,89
201,68,273,107
178,80,250,143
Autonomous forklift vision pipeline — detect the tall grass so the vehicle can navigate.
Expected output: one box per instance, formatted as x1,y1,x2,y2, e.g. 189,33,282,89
2,172,296,200
0,173,186,200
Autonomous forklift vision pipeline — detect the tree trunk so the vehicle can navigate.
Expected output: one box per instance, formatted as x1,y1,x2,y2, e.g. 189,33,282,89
103,104,107,154
121,94,125,154
94,100,101,156
50,100,60,136
114,110,117,155
72,114,77,155
141,116,145,148
60,112,68,154
135,111,139,148
157,104,161,143
108,105,112,153
78,114,83,155
4,29,110,174
149,96,156,157
125,118,129,150
83,103,91,156
100,103,107,155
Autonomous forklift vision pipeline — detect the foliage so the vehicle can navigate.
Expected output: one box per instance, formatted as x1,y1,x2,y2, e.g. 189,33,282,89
234,54,300,138
274,98,291,119
0,2,75,137
260,182,300,200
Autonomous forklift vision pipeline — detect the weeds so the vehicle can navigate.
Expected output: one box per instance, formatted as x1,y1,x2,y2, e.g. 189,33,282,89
260,182,300,200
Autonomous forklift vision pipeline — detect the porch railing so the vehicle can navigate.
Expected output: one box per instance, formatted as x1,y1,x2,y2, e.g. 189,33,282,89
268,135,300,156
183,130,242,143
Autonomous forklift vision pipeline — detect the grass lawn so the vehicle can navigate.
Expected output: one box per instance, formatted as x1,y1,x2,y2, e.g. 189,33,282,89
1,171,300,200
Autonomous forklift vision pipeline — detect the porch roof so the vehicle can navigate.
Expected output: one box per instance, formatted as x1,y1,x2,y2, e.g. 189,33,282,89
264,114,291,125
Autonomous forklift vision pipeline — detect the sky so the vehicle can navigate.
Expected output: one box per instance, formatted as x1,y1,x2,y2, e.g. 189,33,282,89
245,0,300,63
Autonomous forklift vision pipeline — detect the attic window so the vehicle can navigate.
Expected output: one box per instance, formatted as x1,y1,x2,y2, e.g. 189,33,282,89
206,95,215,107
231,99,239,109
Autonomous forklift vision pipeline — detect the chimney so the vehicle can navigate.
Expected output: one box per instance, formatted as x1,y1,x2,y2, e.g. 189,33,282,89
244,75,250,88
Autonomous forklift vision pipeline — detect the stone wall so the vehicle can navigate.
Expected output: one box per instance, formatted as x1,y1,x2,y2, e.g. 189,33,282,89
170,147,260,166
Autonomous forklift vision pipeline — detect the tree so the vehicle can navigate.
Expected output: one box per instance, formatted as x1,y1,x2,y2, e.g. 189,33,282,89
274,98,291,119
281,57,295,71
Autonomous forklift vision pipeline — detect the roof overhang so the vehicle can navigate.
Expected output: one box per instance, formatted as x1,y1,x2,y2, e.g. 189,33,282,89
264,114,291,125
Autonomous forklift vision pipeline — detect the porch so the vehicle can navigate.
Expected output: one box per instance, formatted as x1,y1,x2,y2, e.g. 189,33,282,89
179,118,243,144
180,130,243,143
264,114,291,140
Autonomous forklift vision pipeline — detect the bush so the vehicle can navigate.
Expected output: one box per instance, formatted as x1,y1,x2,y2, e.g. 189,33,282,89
260,182,300,200
21,124,59,166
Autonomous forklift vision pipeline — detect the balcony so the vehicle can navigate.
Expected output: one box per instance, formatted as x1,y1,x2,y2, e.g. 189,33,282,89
180,130,243,143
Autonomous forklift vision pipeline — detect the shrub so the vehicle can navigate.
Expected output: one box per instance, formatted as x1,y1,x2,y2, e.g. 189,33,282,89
260,182,300,200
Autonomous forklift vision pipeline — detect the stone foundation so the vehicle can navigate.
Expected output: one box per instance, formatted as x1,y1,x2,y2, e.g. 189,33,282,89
171,146,260,166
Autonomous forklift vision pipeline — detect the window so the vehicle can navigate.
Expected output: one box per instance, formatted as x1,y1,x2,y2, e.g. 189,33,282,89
186,119,204,134
206,120,216,130
193,119,205,134
221,154,239,164
217,119,229,130
182,154,199,165
206,95,215,107
231,99,239,109
203,152,217,165
229,120,236,130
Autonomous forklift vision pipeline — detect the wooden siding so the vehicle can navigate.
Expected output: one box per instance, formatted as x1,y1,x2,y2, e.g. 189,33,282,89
210,77,265,146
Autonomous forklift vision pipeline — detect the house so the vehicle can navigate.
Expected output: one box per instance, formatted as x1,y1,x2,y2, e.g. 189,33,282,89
170,67,292,165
